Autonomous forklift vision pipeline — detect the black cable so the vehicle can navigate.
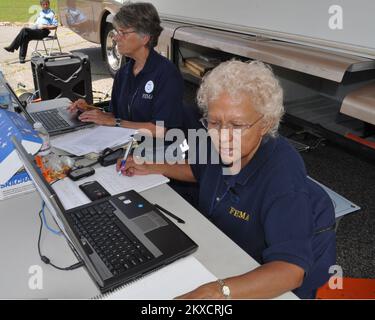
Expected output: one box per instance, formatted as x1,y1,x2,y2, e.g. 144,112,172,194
37,209,84,271
49,178,62,186
310,137,326,150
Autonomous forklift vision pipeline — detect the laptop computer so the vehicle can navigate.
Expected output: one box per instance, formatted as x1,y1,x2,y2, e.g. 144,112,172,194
4,81,93,136
12,136,198,294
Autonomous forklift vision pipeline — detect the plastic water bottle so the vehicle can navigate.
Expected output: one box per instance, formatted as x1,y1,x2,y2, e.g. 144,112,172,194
33,122,51,156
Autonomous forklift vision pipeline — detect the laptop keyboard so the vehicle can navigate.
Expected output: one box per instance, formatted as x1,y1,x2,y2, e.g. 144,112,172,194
32,109,70,131
68,201,154,276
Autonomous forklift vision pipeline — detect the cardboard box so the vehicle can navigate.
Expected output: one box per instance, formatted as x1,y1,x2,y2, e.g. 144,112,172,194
0,169,35,200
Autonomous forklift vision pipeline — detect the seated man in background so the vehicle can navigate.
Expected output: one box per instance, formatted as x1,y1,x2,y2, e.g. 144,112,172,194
118,60,337,299
4,0,58,63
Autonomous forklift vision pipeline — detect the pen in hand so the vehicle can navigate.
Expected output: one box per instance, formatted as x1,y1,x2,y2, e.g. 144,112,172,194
119,138,134,176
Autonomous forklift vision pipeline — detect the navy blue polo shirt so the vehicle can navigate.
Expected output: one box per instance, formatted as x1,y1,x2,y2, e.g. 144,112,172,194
109,49,184,128
190,136,336,299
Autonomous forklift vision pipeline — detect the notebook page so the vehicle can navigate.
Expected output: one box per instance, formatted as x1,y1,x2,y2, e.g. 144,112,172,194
77,164,169,195
96,256,217,300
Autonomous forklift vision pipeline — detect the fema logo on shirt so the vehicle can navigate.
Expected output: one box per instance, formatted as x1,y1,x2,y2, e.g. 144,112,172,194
143,80,154,100
145,80,154,93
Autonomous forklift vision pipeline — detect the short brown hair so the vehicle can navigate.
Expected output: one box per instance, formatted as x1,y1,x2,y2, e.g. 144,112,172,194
113,1,163,49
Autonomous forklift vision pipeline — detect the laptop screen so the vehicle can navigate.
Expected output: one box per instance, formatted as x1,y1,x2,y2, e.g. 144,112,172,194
4,82,35,124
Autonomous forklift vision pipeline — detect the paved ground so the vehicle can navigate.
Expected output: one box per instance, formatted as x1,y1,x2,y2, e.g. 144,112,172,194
0,25,113,102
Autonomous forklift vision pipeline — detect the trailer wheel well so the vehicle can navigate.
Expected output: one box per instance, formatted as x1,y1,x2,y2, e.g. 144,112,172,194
100,11,111,59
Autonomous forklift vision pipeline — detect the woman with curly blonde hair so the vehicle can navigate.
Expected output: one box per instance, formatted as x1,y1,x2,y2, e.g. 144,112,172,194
119,60,336,299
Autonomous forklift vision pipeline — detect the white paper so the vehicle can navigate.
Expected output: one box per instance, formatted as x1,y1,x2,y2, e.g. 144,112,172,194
80,165,169,196
52,164,169,210
51,126,136,156
96,256,217,300
308,177,360,218
52,178,91,209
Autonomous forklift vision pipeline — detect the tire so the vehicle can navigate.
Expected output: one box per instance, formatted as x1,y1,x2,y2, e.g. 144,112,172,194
103,23,124,77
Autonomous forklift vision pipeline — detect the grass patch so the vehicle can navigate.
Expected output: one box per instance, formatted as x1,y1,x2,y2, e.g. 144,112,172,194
0,0,58,23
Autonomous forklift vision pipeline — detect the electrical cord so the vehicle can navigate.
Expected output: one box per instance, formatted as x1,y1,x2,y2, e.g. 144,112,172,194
310,137,326,150
37,206,84,271
92,89,111,101
41,201,61,235
286,130,326,151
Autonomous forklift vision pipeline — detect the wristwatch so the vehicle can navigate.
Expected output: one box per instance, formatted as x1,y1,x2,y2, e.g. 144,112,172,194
115,118,122,127
217,279,231,299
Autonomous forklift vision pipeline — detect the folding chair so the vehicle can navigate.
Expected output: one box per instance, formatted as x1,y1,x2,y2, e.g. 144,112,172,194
33,28,62,57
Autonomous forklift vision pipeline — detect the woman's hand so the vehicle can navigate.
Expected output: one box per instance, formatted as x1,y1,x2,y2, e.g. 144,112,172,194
177,261,305,300
116,156,196,182
67,98,89,113
116,155,156,176
78,109,115,126
175,281,223,299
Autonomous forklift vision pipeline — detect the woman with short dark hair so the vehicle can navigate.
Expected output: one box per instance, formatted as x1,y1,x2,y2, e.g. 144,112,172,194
4,0,58,63
68,2,184,137
113,2,163,49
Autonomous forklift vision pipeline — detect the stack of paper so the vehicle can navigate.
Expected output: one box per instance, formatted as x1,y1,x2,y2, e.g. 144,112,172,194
51,126,136,156
184,57,217,77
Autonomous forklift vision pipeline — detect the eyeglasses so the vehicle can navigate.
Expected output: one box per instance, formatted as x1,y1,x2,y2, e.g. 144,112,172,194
113,29,137,38
200,115,264,133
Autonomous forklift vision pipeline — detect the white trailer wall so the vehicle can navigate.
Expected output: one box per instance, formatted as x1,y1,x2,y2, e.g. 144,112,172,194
146,0,374,58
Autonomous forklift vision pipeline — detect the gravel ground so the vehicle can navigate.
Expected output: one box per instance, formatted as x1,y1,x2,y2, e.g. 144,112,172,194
0,25,113,102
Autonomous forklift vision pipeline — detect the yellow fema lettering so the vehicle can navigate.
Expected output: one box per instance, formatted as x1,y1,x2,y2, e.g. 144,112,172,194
228,207,250,221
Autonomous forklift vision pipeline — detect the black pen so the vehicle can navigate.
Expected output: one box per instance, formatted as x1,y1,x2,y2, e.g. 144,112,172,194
154,203,185,224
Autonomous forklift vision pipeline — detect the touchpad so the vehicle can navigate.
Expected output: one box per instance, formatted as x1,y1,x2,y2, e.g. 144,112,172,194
132,211,168,234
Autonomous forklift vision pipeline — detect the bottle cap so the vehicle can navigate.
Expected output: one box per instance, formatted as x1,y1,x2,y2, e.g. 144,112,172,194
33,122,43,130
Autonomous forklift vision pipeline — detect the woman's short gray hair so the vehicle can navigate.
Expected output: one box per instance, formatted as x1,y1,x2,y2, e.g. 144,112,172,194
113,1,163,49
197,60,285,137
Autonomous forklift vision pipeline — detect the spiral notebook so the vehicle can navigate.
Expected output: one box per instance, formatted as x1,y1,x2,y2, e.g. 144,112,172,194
94,256,217,300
